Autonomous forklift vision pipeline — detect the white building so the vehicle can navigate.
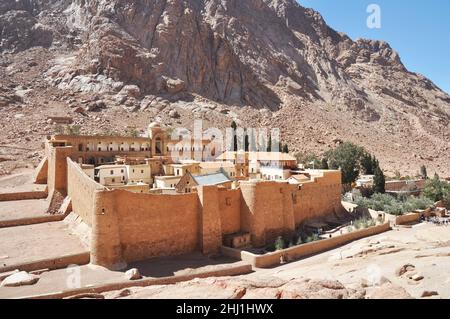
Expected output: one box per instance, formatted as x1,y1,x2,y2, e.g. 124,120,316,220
199,161,237,178
126,164,152,184
81,164,95,180
260,166,292,181
356,175,375,188
96,163,152,187
154,175,182,189
96,165,127,186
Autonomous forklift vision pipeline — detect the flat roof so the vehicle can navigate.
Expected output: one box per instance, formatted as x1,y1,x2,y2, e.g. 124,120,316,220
200,161,235,168
155,175,182,180
96,164,127,169
193,172,232,186
217,151,296,162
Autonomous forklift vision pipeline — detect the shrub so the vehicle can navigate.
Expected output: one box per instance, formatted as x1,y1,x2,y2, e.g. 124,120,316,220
355,193,433,216
423,174,450,203
274,236,285,251
305,234,321,243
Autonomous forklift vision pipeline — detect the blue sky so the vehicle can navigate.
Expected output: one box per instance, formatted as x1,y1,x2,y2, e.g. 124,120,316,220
298,0,450,94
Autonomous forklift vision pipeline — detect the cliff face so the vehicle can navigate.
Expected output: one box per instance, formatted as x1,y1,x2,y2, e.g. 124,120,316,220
49,0,448,116
0,0,449,176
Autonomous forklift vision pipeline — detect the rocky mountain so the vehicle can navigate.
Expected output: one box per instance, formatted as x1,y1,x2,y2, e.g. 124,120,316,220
0,0,449,176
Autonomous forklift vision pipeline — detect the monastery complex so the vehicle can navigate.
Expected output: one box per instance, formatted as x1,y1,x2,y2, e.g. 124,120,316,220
32,123,343,270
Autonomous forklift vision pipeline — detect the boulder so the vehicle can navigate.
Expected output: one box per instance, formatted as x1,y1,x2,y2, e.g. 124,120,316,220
119,85,141,98
124,268,142,281
1,271,39,287
166,78,185,94
421,291,438,298
395,264,415,276
169,109,180,119
73,106,86,114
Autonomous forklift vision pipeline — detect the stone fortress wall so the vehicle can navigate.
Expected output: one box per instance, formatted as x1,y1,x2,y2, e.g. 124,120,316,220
43,135,344,269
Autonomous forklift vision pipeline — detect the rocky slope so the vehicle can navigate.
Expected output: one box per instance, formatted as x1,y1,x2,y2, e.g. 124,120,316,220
0,0,449,176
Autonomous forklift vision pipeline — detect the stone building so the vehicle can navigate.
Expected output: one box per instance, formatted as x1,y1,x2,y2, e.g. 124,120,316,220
176,171,233,193
34,126,345,270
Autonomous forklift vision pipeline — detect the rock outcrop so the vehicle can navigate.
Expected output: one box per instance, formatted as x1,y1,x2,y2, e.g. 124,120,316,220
0,0,449,176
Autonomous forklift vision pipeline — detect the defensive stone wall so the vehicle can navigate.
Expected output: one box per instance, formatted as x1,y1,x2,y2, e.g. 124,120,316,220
293,171,343,225
223,222,391,268
67,159,106,227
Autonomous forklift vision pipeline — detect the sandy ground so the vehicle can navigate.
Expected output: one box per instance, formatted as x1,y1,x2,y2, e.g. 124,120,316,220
0,253,241,298
0,222,88,268
0,169,44,192
249,223,450,299
98,223,450,299
0,199,50,221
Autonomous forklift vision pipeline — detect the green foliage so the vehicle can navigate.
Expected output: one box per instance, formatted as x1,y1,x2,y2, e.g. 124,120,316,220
305,234,321,243
231,121,237,131
125,128,140,138
373,165,386,194
321,157,329,169
231,121,238,151
267,135,272,152
423,173,450,203
67,125,81,135
54,125,65,135
54,125,81,135
294,153,327,169
420,165,428,180
355,193,433,216
274,236,285,251
325,142,365,185
353,217,376,230
282,144,289,154
443,192,450,209
360,152,375,175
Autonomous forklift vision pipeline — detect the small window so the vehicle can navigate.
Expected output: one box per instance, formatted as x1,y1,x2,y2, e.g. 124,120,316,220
141,170,144,174
112,178,115,183
226,198,232,206
110,170,114,175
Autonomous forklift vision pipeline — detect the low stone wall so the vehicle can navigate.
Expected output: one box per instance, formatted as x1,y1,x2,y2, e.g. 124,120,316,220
0,252,90,273
0,214,65,228
223,222,391,268
23,262,253,299
0,189,48,202
395,213,421,225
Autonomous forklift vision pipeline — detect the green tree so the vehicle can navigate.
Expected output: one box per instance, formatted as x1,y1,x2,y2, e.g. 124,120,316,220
282,144,289,154
420,165,428,180
267,135,272,152
360,152,375,175
325,142,365,186
294,153,321,169
244,131,249,152
373,165,386,194
423,173,450,202
231,121,238,151
321,157,329,169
